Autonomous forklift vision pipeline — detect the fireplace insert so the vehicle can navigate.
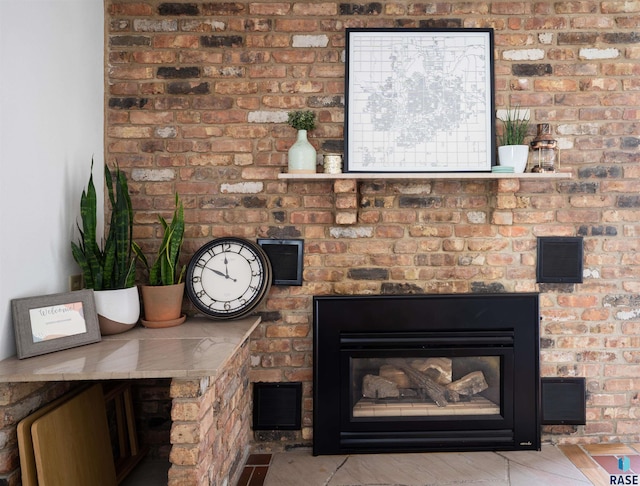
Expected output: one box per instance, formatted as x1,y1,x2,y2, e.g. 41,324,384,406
313,293,540,455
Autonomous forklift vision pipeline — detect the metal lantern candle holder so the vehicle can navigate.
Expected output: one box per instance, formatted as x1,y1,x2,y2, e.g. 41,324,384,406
530,123,558,173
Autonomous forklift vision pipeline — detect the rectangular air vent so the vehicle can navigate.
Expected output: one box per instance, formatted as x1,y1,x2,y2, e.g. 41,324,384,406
257,239,304,286
537,237,583,283
541,377,586,425
253,382,302,430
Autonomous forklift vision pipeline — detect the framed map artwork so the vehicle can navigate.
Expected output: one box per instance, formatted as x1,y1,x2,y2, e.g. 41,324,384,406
345,28,495,173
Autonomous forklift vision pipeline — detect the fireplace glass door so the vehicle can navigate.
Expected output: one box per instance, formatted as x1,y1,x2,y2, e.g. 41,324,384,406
340,331,514,436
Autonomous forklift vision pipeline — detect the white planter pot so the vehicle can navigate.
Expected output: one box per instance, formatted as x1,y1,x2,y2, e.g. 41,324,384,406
498,145,529,173
288,129,317,174
94,287,140,335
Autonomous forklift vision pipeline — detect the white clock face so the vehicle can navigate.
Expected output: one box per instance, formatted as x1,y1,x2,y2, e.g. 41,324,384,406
186,238,271,319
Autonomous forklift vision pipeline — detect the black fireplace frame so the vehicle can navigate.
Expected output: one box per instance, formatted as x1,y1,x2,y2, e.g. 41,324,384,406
313,293,540,455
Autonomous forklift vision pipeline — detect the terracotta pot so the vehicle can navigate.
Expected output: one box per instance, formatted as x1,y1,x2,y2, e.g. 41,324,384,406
140,283,185,328
94,287,140,335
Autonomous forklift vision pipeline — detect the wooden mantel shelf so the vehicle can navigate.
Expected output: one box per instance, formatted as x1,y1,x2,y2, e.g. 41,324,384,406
278,172,572,180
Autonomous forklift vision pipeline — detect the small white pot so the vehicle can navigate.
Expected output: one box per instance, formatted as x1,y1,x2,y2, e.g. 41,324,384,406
94,287,140,335
498,145,529,173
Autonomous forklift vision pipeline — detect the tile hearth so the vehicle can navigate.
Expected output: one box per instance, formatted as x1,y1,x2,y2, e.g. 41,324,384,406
239,445,591,486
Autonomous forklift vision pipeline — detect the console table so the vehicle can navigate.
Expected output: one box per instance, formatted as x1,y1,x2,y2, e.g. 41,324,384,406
0,316,260,381
0,316,261,486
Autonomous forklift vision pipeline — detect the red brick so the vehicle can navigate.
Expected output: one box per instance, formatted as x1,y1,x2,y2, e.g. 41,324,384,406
293,3,338,15
535,79,579,91
153,35,200,49
249,3,291,15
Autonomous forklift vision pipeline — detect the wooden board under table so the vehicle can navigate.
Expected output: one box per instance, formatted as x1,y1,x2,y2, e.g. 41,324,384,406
31,384,117,486
17,386,87,486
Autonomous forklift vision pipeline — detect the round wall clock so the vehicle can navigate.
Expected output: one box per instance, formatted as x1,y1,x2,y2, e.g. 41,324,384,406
185,237,272,320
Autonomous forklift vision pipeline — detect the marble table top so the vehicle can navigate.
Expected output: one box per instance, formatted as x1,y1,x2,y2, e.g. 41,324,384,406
0,316,261,382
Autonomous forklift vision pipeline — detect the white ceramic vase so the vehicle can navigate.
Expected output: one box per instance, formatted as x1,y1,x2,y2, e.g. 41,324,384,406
498,145,529,173
288,129,317,174
93,287,140,335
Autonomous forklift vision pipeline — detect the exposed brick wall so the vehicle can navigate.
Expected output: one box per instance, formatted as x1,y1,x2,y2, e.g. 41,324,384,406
132,378,173,459
168,340,252,486
105,0,640,451
0,382,76,484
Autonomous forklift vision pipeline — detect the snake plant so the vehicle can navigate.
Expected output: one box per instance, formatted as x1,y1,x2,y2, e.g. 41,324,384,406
135,193,186,286
498,105,530,146
71,160,137,290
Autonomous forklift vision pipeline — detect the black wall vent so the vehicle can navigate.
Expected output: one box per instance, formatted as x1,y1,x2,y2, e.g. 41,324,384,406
257,239,304,286
253,382,302,430
541,377,586,425
537,237,583,283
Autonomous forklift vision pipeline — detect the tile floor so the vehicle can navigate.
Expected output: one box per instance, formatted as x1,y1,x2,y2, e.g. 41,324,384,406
118,443,640,485
237,453,272,486
559,443,640,485
120,457,170,485
238,445,593,486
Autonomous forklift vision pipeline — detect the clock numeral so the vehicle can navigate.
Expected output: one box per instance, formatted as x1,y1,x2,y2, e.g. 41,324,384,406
191,276,201,283
224,302,231,310
196,258,208,268
196,290,206,298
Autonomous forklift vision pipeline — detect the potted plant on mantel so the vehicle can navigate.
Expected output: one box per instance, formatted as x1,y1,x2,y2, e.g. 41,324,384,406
134,193,186,328
71,160,140,335
287,109,317,174
497,105,530,173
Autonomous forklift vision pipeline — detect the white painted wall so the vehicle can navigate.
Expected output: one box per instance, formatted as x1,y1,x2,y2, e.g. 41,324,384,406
0,0,104,359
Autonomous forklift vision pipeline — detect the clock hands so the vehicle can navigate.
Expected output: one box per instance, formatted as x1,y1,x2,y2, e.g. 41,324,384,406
222,255,237,282
224,256,231,279
204,266,237,282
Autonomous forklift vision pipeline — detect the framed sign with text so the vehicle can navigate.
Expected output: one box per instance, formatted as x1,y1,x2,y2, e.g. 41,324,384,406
11,290,101,359
345,28,495,173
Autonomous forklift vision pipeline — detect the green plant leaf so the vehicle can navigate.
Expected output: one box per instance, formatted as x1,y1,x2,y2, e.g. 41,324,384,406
287,110,316,131
498,105,530,146
71,159,138,291
140,193,185,286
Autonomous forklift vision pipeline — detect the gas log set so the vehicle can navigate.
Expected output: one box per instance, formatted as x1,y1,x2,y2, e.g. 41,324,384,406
354,356,500,418
362,358,489,404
